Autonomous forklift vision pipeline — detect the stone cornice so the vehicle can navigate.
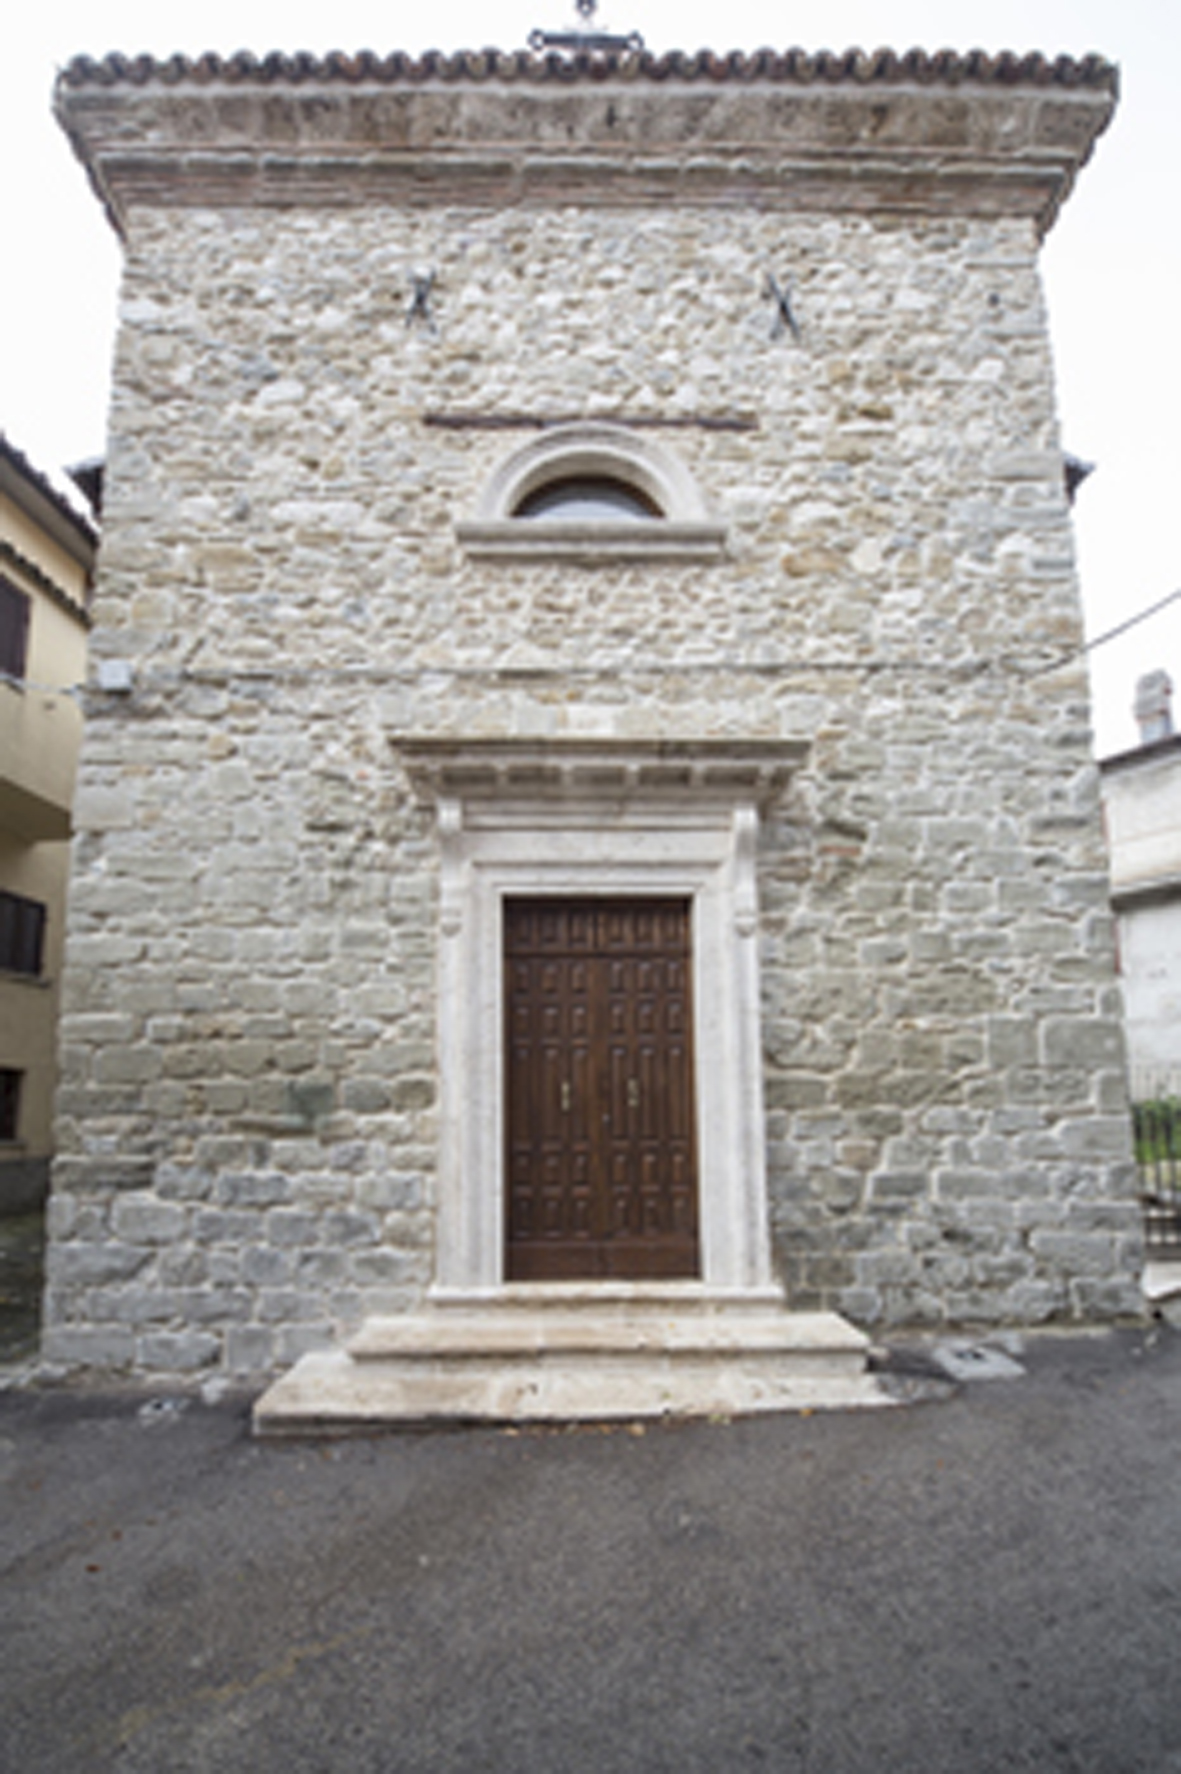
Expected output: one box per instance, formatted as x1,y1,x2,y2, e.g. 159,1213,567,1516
394,737,810,811
55,48,1117,241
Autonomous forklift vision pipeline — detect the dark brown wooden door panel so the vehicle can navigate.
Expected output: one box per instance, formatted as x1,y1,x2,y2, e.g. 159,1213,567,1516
505,898,699,1281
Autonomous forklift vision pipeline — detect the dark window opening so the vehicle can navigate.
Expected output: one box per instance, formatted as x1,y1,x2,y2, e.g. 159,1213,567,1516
513,475,663,522
0,891,46,977
0,1071,20,1142
0,577,31,682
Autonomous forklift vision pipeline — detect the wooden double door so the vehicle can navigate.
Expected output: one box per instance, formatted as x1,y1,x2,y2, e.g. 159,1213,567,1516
505,897,699,1280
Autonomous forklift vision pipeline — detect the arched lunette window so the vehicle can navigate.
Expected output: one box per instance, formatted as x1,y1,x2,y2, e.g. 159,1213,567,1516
514,475,662,521
456,422,726,562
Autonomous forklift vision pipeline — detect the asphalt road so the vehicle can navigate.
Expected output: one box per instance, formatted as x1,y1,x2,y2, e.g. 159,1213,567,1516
0,1212,43,1365
2,1327,1180,1773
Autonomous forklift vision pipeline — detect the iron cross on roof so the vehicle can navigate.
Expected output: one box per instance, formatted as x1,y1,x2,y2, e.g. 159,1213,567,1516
529,0,644,53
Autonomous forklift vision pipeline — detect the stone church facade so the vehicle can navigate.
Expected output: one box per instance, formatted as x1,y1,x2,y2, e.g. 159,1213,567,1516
46,45,1142,1409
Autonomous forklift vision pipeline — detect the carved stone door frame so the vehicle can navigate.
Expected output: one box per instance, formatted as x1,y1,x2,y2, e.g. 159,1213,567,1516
396,739,807,1302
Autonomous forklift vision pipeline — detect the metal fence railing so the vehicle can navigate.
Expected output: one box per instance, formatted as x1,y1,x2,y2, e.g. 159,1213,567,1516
1133,1098,1181,1255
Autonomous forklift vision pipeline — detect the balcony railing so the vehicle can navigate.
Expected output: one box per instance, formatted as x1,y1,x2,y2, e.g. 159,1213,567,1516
0,681,81,840
1134,1097,1181,1255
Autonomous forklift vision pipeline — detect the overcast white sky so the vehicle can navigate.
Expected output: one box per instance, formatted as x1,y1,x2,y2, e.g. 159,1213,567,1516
3,0,1177,755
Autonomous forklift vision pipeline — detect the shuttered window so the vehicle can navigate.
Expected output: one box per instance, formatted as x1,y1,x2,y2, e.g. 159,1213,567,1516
0,891,46,976
0,576,30,681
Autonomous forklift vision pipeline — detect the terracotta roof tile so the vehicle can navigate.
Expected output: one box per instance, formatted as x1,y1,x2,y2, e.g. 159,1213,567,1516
0,434,98,553
56,45,1119,94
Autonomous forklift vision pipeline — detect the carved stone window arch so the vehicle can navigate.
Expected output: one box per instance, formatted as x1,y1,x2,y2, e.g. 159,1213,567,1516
456,422,727,562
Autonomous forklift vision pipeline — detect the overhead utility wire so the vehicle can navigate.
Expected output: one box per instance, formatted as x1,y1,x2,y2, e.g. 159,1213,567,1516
1027,588,1181,680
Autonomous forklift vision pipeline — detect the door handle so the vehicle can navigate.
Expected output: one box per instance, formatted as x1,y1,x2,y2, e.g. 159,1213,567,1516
561,1081,571,1113
627,1078,640,1109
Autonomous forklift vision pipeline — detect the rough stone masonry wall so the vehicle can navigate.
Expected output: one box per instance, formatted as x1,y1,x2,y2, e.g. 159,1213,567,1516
43,202,1143,1377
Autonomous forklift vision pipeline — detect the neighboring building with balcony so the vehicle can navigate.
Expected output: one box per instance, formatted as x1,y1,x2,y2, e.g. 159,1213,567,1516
0,435,94,1211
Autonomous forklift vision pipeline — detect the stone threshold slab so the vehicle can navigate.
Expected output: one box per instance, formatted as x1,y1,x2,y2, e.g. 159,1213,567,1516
348,1307,869,1360
253,1300,887,1435
427,1281,792,1308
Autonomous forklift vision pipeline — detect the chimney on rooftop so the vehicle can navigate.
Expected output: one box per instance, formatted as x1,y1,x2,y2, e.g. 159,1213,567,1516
1134,670,1174,745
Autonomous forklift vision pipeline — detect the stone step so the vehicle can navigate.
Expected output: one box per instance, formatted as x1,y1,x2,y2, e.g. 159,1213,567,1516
252,1298,888,1434
347,1306,869,1361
